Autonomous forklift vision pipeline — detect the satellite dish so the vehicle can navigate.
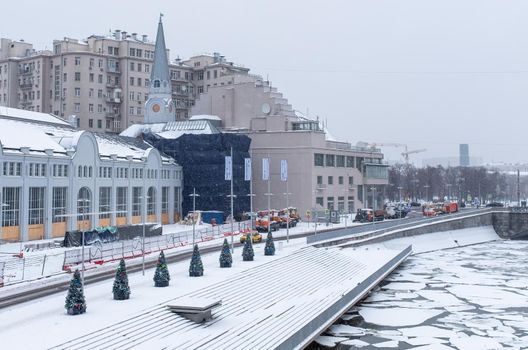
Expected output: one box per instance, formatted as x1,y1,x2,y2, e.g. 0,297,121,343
262,103,271,115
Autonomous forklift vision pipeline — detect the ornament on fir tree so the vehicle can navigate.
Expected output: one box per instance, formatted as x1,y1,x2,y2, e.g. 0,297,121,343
264,231,275,256
113,258,130,300
189,244,204,277
65,269,86,315
219,238,233,268
242,234,254,261
154,250,170,287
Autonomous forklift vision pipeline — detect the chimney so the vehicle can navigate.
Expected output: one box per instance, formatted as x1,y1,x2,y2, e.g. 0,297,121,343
142,35,148,42
121,31,127,39
114,30,121,40
131,33,137,40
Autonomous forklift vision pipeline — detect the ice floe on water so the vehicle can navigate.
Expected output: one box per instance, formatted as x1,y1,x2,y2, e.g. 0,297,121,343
312,239,528,349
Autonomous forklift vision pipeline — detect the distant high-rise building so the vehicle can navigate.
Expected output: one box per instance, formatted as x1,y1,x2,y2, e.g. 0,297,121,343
459,144,470,167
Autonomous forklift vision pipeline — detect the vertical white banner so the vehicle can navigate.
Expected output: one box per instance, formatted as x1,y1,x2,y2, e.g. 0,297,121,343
262,158,269,181
280,159,288,181
244,158,252,181
225,156,232,181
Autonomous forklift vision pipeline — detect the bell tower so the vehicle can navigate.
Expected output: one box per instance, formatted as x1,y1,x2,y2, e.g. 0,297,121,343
144,15,175,124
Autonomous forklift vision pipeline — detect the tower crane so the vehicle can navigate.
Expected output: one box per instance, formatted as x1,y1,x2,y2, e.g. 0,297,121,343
362,142,427,165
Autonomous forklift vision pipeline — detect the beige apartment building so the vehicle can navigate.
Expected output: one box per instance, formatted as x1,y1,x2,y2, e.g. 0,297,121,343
0,34,248,133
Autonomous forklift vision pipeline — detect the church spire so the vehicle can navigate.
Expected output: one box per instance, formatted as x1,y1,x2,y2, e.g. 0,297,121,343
144,15,175,124
150,14,171,94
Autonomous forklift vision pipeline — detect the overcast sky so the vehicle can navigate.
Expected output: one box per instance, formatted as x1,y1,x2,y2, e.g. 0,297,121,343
4,0,528,165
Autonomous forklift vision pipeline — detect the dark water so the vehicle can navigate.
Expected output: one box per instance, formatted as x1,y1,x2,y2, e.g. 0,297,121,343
308,240,528,349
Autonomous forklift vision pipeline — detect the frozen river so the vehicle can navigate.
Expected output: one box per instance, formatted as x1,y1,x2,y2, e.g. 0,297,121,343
311,240,528,350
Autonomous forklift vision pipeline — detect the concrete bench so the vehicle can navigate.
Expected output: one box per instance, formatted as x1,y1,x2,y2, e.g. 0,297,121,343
168,297,222,323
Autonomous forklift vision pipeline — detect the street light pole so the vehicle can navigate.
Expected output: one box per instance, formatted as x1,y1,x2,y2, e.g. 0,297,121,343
397,186,403,219
283,180,291,243
424,185,430,202
189,188,199,247
370,186,376,226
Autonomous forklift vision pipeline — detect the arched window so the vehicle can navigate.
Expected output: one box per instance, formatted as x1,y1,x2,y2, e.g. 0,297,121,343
77,187,92,223
83,166,88,178
154,80,160,88
147,187,156,216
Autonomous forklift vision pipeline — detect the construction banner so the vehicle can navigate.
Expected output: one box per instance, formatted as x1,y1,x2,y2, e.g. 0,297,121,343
262,158,269,181
225,156,232,181
280,159,288,182
244,158,252,181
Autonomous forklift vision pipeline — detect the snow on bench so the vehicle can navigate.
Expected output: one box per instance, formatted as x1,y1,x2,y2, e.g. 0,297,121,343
167,297,222,323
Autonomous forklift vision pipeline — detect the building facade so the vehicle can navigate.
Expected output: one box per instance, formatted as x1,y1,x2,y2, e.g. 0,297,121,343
192,81,389,218
0,33,248,133
0,106,182,242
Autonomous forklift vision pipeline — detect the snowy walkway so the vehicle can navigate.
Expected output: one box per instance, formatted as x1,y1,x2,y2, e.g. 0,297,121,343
48,245,410,350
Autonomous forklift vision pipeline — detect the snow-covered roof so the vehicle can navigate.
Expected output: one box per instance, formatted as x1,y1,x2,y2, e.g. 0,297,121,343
0,106,70,127
0,107,174,162
189,114,222,121
120,120,220,140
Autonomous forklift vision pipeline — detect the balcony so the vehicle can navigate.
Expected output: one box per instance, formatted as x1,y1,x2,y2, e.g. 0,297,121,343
105,97,121,104
19,82,33,89
316,184,326,191
105,112,121,119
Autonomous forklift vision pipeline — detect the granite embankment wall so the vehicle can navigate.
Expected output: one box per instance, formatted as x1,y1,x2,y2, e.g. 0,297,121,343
313,209,528,248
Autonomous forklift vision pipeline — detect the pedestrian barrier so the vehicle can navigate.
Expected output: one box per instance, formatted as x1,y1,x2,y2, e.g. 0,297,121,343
63,221,251,268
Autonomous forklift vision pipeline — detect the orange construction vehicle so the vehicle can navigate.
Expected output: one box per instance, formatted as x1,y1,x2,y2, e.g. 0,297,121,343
255,210,280,232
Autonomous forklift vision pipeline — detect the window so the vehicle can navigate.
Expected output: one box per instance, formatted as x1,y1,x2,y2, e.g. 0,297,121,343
52,187,67,223
356,157,364,171
98,59,103,68
117,187,127,217
129,106,134,115
145,64,150,73
75,88,80,97
206,71,210,79
89,73,94,82
28,187,45,225
99,187,111,219
89,88,94,98
154,80,160,88
77,187,91,221
137,106,142,115
325,154,335,167
314,153,324,166
98,104,102,113
338,176,344,185
338,196,345,212
97,119,102,128
75,56,81,65
137,63,142,72
132,187,142,216
130,77,134,86
137,77,142,86
129,48,136,56
89,119,93,128
89,58,94,67
75,72,81,81
336,155,345,167
147,187,156,216
327,197,335,210
162,187,169,214
316,197,324,208
130,62,135,71
348,196,355,213
317,176,323,185
74,103,80,112
129,91,134,100
98,74,103,83
3,162,22,176
63,73,67,82
328,176,333,185
2,187,20,227
98,89,103,98
348,176,354,185
357,185,363,203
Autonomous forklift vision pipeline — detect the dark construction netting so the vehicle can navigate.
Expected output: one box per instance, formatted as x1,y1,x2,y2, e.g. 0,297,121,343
143,133,251,221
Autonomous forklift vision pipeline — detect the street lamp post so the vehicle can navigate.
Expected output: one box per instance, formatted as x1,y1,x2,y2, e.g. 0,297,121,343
424,185,430,203
446,184,452,201
189,188,199,248
283,185,292,243
397,186,403,219
369,186,376,226
77,198,90,286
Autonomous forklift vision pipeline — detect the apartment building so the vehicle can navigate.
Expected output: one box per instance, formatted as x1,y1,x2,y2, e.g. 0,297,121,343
0,33,249,133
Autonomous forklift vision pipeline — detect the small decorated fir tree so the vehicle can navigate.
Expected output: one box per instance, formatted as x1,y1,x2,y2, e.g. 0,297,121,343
112,258,130,300
189,244,204,277
264,231,275,256
154,250,170,287
242,234,254,261
219,238,233,268
65,269,86,315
